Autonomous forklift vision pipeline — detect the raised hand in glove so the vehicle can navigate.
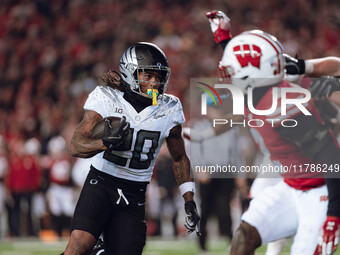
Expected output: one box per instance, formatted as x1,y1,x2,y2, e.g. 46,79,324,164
102,116,130,150
315,216,340,255
310,77,340,100
205,10,231,44
184,201,201,236
284,53,306,75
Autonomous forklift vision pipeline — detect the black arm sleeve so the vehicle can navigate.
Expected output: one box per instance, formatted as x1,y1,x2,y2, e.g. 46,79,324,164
275,114,340,217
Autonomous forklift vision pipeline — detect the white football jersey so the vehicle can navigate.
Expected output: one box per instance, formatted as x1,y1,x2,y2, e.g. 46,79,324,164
84,86,185,182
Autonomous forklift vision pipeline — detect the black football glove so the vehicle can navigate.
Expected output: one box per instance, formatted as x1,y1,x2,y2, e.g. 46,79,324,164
184,201,201,236
310,77,340,100
102,116,130,150
284,53,305,75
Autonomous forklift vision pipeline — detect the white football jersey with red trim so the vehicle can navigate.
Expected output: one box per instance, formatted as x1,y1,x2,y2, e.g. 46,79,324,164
84,86,185,182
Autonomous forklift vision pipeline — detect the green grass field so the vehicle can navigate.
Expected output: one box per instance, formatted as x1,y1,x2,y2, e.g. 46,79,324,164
1,238,339,255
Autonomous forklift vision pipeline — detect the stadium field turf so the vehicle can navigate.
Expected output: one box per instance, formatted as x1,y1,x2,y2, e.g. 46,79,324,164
1,238,338,255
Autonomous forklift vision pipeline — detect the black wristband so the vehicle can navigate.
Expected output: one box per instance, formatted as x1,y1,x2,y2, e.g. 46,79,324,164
297,59,305,74
284,54,306,75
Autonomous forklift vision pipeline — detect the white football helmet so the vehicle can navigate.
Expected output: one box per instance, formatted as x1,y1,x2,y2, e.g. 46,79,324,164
219,30,284,93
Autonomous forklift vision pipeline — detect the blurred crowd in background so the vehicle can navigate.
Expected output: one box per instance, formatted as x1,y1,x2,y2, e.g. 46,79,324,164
0,0,340,248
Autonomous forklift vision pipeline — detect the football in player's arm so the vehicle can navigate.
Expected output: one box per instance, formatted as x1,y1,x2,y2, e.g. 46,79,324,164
206,10,340,255
61,42,200,255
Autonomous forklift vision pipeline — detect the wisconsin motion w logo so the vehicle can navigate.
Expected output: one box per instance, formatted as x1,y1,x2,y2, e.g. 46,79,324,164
233,44,262,68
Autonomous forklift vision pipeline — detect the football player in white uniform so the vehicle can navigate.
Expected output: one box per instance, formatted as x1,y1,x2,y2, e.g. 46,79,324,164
61,42,200,255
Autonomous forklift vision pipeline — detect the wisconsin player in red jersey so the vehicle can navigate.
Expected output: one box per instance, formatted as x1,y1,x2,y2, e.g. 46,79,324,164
206,10,340,255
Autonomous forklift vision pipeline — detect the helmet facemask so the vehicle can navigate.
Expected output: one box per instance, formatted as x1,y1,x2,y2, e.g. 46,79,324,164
133,66,171,104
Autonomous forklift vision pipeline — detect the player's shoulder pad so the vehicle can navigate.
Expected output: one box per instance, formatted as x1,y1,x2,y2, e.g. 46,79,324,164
160,93,183,112
84,86,123,116
88,86,122,103
158,93,185,125
91,85,122,97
